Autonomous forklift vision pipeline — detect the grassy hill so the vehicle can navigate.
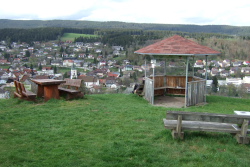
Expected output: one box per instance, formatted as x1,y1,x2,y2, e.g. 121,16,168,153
0,94,250,166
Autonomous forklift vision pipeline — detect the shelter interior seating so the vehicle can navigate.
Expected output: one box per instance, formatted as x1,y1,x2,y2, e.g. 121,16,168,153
58,78,84,100
163,111,250,144
14,80,36,101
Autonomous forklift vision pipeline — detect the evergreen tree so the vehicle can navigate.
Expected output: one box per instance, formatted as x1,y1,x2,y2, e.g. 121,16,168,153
30,63,33,69
212,76,218,93
119,68,123,77
54,66,57,74
59,46,64,53
132,72,137,81
38,63,42,70
25,50,31,57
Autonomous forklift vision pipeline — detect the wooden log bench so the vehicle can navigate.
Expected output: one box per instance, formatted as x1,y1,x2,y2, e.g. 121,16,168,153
14,80,36,101
58,78,84,100
163,111,250,144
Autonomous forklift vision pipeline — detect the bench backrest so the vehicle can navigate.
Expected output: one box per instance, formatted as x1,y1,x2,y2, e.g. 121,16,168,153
166,111,250,125
14,80,21,94
62,78,82,90
20,82,27,93
14,81,27,97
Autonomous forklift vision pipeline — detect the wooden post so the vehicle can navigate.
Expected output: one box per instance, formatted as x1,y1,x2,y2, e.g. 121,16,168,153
152,67,155,105
185,57,189,107
164,59,167,95
236,119,249,144
145,57,147,77
171,115,184,139
192,56,195,80
205,55,208,103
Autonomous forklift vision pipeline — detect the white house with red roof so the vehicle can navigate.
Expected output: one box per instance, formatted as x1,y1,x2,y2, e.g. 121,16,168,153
243,61,250,66
63,60,74,67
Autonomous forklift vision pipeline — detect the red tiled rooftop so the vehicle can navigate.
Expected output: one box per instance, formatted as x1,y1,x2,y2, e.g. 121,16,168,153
134,35,220,56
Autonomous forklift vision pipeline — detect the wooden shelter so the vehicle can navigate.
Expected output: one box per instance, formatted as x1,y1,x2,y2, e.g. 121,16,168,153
134,35,220,107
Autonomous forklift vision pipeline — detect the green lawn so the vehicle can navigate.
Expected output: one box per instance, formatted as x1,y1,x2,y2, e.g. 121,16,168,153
61,33,99,42
0,65,10,69
0,94,249,166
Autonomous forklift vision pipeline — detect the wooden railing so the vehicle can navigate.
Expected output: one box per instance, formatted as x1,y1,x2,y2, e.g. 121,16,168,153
187,77,206,106
146,75,206,106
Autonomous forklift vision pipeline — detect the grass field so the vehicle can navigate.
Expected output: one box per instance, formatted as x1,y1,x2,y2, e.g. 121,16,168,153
0,94,250,166
61,33,99,42
0,65,10,69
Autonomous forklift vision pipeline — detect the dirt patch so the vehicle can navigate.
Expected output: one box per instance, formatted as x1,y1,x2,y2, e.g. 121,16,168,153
154,96,185,108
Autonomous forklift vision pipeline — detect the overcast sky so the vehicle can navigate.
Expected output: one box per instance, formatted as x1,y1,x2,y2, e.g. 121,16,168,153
1,0,250,26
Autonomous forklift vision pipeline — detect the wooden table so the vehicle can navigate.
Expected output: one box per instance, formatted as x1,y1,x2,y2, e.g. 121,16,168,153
31,79,66,101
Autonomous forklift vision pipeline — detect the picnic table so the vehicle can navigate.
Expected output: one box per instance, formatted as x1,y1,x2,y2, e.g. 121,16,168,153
31,79,66,101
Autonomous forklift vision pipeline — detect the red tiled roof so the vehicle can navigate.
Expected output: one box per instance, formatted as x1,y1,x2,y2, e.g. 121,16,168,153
134,35,220,56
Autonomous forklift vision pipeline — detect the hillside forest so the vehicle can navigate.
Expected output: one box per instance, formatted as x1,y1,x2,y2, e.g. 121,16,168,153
0,27,250,64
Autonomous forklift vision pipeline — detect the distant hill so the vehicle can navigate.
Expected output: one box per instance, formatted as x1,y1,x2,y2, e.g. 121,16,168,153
1,19,250,36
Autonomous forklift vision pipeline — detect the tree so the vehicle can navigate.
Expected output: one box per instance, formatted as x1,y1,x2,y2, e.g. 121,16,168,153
25,50,31,57
38,63,42,70
64,72,69,78
59,46,64,53
93,58,97,64
132,72,137,81
53,66,57,74
119,68,123,77
30,63,33,69
212,76,218,93
3,53,10,60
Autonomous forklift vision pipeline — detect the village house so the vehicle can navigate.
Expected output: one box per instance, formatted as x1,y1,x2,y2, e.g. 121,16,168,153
87,55,95,59
78,76,99,88
220,70,229,77
98,61,106,67
112,46,124,51
51,60,62,66
94,42,101,46
105,77,118,88
121,65,133,71
242,76,250,83
232,61,242,67
78,54,85,58
0,45,7,51
113,50,120,56
194,60,204,68
210,68,219,76
107,72,120,78
241,67,250,74
226,78,242,86
132,66,143,72
63,60,74,67
0,59,10,64
95,49,102,53
230,67,240,75
75,42,84,47
243,61,250,66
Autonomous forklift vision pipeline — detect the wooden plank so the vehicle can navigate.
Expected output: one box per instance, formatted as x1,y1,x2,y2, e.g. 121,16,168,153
166,111,250,124
154,86,185,90
176,115,182,136
163,119,250,134
58,87,81,94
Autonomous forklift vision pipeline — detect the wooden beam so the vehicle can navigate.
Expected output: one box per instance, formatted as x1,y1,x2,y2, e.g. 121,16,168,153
185,57,189,107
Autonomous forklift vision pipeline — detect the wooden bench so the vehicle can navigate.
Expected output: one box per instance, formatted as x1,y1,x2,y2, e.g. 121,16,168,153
163,111,250,144
14,80,36,101
58,78,84,100
133,83,144,96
